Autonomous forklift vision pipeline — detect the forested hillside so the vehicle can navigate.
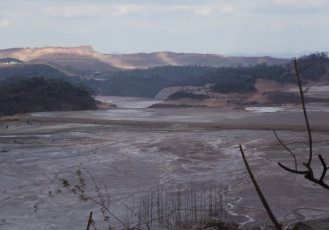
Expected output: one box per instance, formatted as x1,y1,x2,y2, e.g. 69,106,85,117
0,53,327,99
0,77,97,116
293,52,329,81
99,52,329,97
99,64,294,97
0,64,66,80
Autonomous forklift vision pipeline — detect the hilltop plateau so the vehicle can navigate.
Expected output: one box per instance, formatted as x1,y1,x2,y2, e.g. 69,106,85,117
0,46,288,74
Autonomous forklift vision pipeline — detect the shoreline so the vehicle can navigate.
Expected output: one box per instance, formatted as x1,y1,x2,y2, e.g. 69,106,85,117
1,112,328,132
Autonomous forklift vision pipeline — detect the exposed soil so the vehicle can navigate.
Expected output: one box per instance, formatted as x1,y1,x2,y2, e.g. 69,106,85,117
1,106,329,229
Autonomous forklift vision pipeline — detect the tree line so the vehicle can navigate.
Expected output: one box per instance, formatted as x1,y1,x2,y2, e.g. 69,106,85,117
99,52,329,97
0,52,328,99
0,77,97,116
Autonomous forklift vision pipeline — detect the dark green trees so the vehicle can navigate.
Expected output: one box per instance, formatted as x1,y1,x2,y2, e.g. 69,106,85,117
0,77,97,116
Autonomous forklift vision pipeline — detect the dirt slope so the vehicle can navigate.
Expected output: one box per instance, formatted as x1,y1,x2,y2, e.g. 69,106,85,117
0,46,289,71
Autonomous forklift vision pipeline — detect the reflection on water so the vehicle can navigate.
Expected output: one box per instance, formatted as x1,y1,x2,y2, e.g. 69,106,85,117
31,109,204,122
30,97,329,126
245,107,285,113
31,109,153,120
112,100,162,108
95,109,153,118
245,105,329,113
96,96,162,108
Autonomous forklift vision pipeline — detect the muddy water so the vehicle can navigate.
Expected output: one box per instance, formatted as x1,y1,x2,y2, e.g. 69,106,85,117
30,102,329,127
96,96,162,108
1,106,329,229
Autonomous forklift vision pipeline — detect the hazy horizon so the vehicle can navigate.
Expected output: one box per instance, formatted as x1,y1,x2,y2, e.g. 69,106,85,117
0,44,320,59
1,0,329,55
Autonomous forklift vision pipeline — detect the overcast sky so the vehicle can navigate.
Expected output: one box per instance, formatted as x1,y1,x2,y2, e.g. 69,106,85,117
0,0,328,55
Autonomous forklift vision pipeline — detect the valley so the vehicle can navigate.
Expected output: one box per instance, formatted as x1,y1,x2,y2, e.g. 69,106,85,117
1,47,329,229
2,0,329,229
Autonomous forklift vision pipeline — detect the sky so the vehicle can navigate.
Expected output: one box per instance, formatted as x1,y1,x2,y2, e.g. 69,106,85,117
0,0,329,55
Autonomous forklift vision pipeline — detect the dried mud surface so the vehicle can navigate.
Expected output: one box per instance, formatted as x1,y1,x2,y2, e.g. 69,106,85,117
1,106,329,229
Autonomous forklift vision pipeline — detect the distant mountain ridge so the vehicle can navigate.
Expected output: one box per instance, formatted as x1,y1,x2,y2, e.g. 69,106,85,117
0,46,289,73
0,46,96,61
106,52,289,69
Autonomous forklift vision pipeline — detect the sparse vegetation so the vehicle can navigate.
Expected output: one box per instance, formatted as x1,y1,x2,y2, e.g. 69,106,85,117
57,169,232,230
210,77,256,94
287,222,313,230
202,219,239,230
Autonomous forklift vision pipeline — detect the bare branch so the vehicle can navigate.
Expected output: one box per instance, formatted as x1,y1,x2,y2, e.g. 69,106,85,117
239,144,282,230
273,130,297,170
303,87,310,94
61,171,132,230
86,212,93,230
319,154,328,183
277,163,308,175
276,59,329,191
293,58,313,167
84,196,131,229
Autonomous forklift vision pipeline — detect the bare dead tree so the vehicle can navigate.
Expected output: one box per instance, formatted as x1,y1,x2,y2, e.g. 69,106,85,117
236,58,327,230
275,59,329,190
239,145,282,230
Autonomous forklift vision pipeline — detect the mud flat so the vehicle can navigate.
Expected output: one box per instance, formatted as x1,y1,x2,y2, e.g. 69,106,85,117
1,106,329,229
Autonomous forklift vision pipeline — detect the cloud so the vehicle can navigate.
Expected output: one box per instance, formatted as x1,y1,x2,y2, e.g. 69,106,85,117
111,5,143,16
246,0,329,15
0,19,10,27
79,28,89,33
44,6,102,18
42,3,235,18
274,0,323,7
194,5,234,16
194,7,212,16
107,3,236,17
